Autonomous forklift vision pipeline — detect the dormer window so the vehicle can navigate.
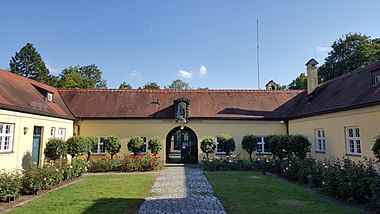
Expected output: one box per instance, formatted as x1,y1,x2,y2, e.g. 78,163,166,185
174,98,190,122
375,75,380,85
47,92,53,102
371,70,380,85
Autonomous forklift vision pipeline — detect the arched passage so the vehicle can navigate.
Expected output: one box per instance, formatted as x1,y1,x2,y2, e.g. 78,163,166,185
166,126,198,164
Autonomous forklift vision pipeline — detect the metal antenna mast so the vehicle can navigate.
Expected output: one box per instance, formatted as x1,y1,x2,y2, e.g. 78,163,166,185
256,19,260,89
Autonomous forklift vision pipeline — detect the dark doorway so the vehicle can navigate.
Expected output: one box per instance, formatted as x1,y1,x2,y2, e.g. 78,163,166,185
166,126,198,164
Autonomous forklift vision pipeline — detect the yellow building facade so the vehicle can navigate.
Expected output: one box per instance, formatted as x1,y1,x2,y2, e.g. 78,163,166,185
289,105,380,161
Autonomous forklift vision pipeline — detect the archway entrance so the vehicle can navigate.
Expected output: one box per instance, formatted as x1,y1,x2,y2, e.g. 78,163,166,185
166,126,198,164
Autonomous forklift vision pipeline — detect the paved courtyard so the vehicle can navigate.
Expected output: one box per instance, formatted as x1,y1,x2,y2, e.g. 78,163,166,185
138,165,227,214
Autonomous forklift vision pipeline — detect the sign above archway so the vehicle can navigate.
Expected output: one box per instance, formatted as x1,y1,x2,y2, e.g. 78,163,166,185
174,98,190,122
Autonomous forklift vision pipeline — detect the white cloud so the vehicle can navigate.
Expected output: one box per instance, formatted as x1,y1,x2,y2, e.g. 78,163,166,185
199,65,207,76
128,70,142,77
178,70,193,78
45,64,61,75
316,46,330,54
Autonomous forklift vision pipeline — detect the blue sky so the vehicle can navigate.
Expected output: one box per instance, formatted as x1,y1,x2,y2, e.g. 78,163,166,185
1,1,380,89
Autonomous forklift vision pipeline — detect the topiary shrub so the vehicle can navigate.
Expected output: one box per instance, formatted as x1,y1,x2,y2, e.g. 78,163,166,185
289,134,311,159
200,136,216,159
148,137,163,155
44,138,67,161
218,135,235,156
67,136,88,158
241,134,259,161
128,136,145,155
104,135,121,159
86,136,98,161
268,135,290,159
372,136,380,161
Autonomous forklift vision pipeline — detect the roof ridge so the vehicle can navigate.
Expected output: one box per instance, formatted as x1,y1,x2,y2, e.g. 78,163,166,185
58,88,304,93
0,69,56,91
319,61,380,86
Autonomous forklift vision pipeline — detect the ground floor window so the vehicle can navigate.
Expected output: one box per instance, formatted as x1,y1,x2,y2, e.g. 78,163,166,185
315,129,326,152
215,136,226,155
256,136,271,154
92,137,106,154
0,123,14,153
50,127,55,138
346,127,361,155
57,128,66,140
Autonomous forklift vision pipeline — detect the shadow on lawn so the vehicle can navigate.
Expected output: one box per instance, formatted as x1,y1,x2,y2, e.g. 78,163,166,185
82,198,144,214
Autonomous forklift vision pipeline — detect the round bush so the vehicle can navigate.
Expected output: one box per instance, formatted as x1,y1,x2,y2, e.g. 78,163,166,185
148,137,163,155
200,136,216,159
44,138,67,161
128,136,145,155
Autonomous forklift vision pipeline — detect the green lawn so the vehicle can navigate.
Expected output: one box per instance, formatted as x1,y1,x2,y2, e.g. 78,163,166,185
9,173,157,214
205,171,362,214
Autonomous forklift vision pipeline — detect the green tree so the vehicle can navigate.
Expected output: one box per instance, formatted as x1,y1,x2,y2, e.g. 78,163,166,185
218,135,236,156
119,82,132,89
288,73,307,90
166,79,191,90
66,136,88,158
58,65,107,88
86,136,98,161
141,82,160,89
43,138,67,161
241,134,259,161
148,137,163,155
319,33,380,82
200,136,216,159
128,136,145,155
104,135,121,159
9,43,50,84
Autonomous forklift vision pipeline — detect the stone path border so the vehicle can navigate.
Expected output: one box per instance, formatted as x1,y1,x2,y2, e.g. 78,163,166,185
138,165,226,214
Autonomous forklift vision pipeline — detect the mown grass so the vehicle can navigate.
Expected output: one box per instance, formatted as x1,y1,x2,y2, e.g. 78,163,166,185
205,171,363,214
9,173,157,214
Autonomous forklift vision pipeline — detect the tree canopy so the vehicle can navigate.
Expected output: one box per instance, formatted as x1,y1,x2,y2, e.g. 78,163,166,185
318,33,380,82
58,65,107,88
9,43,50,84
288,73,307,90
119,82,132,89
166,79,191,90
141,82,160,90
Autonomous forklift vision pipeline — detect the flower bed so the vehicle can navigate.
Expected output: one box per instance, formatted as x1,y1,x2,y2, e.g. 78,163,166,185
201,156,380,210
88,154,163,172
0,158,88,202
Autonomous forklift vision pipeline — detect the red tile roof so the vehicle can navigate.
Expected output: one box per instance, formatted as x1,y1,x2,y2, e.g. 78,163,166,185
0,69,74,120
58,89,303,120
290,61,380,118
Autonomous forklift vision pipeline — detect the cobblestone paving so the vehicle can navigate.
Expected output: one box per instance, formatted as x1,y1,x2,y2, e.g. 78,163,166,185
138,165,227,214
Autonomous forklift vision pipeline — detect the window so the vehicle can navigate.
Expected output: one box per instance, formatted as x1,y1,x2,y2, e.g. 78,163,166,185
315,129,326,152
346,127,361,155
92,137,106,154
215,136,225,154
57,128,65,140
0,123,14,153
256,136,271,154
375,75,380,84
47,92,53,102
50,127,55,138
138,137,149,154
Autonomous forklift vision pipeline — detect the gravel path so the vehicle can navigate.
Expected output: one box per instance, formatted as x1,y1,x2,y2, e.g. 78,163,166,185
138,165,226,214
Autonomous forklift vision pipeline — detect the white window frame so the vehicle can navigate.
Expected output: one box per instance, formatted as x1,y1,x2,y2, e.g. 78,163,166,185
346,127,361,155
256,136,271,155
0,123,14,153
92,137,106,154
50,127,55,138
215,136,226,155
47,92,53,102
137,137,149,154
57,128,65,140
315,129,326,152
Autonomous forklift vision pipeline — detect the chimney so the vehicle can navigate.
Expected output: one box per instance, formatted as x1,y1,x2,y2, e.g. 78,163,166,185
306,58,319,94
